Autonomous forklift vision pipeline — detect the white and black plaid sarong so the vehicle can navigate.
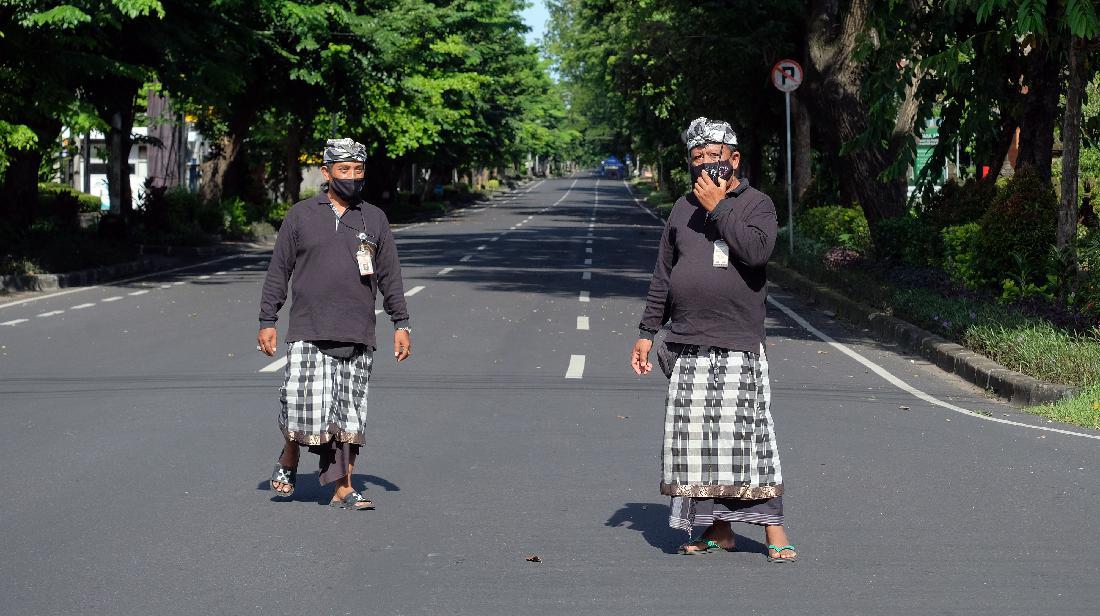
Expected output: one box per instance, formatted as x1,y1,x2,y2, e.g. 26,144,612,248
661,344,783,498
279,341,373,445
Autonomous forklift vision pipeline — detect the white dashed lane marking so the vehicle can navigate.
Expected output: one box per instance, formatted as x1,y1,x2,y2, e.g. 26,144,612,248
2,319,28,326
128,290,149,296
582,272,591,280
405,286,425,297
71,303,95,310
438,267,454,276
579,291,590,303
577,316,590,331
460,255,473,262
36,310,64,318
101,296,122,302
584,258,592,265
565,354,586,379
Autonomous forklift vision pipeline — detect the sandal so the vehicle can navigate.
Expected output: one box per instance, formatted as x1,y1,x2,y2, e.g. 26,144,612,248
329,490,375,510
767,544,798,563
678,538,735,555
270,462,297,497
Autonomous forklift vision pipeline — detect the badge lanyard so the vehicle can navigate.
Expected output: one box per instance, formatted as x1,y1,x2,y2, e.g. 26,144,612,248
331,204,375,275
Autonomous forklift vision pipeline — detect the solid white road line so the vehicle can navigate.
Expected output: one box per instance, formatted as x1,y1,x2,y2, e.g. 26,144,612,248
577,316,590,331
460,255,473,262
579,291,590,303
565,354,586,379
437,267,454,276
260,357,287,373
767,295,1100,441
623,179,665,223
0,253,247,310
36,310,64,318
582,272,591,280
71,303,95,310
128,290,149,296
2,319,29,326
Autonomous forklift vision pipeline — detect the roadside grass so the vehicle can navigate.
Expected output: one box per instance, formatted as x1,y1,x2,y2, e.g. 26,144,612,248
630,177,675,217
773,241,1100,429
1026,384,1100,429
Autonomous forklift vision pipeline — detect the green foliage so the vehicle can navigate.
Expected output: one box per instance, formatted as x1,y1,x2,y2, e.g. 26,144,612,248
921,178,996,232
978,167,1059,285
795,205,872,253
874,213,939,266
38,182,101,213
941,222,985,288
1027,383,1100,430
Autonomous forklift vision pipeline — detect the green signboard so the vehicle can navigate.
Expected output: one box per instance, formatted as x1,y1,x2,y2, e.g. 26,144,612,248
910,121,944,187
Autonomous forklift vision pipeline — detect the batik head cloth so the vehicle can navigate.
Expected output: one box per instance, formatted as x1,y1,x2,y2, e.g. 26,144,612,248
682,117,738,151
323,138,368,165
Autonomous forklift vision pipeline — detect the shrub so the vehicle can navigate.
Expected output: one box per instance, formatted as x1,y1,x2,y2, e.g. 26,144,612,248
220,197,249,237
38,182,101,214
941,223,985,288
977,166,1058,285
921,178,995,231
874,213,939,266
486,178,501,190
794,205,872,253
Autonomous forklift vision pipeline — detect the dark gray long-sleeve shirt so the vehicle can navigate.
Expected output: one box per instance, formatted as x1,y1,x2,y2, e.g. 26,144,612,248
639,181,777,353
258,193,409,350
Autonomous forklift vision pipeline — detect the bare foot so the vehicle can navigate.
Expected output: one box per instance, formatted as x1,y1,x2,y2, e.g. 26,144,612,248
679,522,736,553
764,525,797,561
272,447,300,494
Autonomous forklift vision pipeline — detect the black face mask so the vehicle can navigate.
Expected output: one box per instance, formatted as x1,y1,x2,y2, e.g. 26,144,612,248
329,177,365,201
688,145,736,185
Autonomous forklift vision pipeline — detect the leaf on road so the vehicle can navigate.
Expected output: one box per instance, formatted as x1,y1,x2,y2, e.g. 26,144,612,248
525,555,542,563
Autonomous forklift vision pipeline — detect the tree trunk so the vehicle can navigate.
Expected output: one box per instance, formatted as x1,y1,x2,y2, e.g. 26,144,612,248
200,98,259,204
804,0,914,232
792,90,813,206
283,121,303,203
97,82,139,217
1015,44,1062,183
0,146,45,228
1058,38,1084,295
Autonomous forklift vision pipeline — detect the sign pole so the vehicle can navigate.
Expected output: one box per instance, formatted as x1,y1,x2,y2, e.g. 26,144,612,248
785,90,793,256
771,58,802,257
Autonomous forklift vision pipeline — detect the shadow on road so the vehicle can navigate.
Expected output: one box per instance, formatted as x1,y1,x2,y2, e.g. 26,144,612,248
257,473,400,503
607,502,770,555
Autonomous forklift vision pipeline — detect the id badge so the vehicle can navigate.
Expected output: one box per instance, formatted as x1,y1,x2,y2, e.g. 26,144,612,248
356,248,374,276
713,240,730,268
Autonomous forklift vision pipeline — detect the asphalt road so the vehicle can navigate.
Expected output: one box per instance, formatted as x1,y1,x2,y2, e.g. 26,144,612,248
1,175,1098,615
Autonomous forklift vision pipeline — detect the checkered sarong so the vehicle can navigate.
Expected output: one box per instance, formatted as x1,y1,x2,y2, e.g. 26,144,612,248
279,341,373,445
660,344,783,499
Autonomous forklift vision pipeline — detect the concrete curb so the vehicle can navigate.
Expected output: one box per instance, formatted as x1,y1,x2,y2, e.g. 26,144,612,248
768,262,1080,407
1,244,254,293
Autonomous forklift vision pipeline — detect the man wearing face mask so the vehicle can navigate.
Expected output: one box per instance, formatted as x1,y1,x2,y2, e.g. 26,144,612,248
630,117,797,562
257,137,411,511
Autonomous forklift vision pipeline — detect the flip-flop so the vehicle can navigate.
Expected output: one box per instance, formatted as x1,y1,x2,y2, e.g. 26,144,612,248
329,490,374,510
678,538,736,555
269,462,297,497
767,544,798,563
